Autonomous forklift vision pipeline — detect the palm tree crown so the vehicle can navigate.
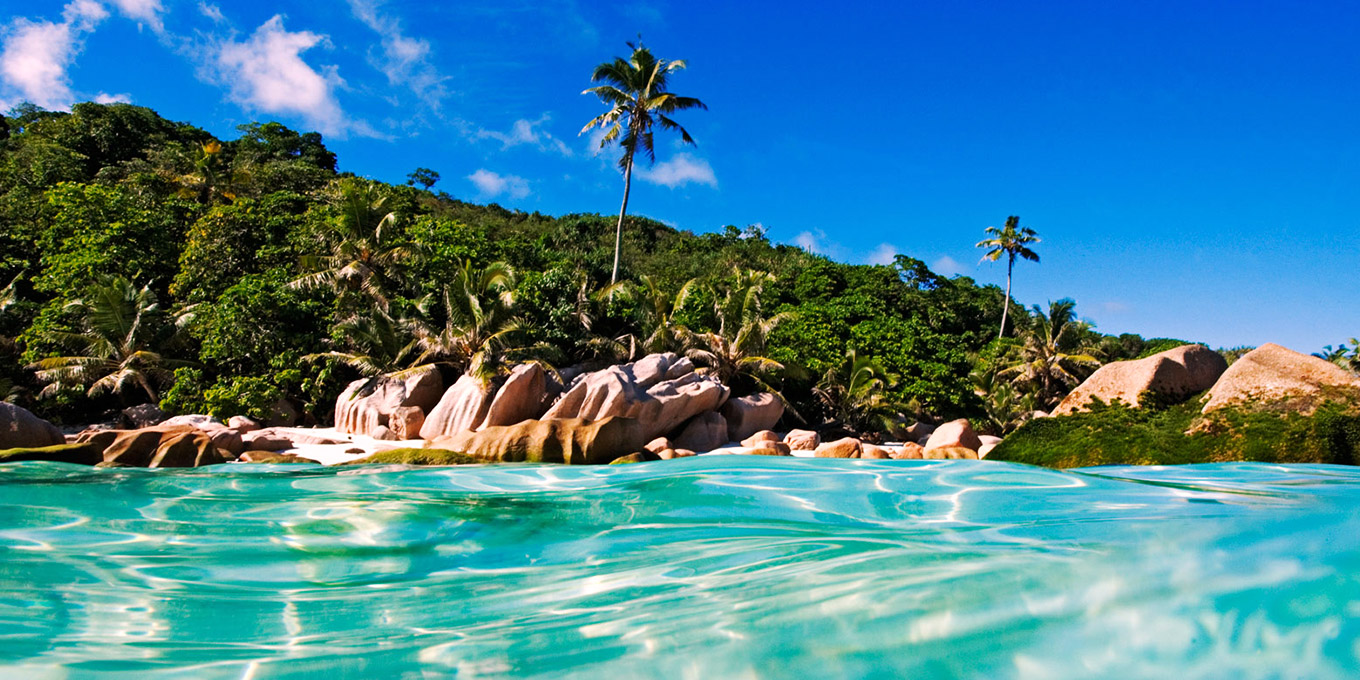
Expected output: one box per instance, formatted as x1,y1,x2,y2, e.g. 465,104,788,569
581,41,706,284
29,275,182,403
998,299,1100,408
977,215,1040,339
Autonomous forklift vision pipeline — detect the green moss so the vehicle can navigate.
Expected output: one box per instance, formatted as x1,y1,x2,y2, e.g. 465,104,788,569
989,399,1360,468
345,448,482,466
0,443,103,465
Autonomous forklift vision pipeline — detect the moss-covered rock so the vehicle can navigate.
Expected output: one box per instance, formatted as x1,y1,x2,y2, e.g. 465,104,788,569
345,448,482,466
989,398,1360,468
609,451,661,464
0,443,105,465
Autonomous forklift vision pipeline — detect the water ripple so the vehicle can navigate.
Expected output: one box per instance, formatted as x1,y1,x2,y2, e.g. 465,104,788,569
2,457,1359,677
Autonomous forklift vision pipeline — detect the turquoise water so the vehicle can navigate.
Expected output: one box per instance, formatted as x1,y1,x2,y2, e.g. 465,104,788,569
3,458,1360,678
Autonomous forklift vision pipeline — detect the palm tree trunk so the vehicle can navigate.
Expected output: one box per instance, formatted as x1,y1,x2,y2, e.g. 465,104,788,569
611,159,633,285
999,256,1014,339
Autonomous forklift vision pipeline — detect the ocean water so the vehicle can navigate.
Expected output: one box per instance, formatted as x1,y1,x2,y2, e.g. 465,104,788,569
2,457,1359,679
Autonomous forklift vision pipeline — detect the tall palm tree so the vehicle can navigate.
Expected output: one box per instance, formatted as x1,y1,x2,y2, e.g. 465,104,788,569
581,41,707,284
28,276,182,403
998,299,1100,408
290,178,416,311
977,216,1041,339
405,260,522,382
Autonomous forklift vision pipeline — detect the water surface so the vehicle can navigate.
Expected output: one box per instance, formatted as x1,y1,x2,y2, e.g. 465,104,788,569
2,457,1359,678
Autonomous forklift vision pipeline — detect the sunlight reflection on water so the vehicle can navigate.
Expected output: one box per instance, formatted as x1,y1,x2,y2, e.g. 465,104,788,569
2,457,1359,678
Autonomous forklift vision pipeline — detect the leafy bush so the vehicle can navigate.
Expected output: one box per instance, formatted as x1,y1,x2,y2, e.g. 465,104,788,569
989,398,1360,468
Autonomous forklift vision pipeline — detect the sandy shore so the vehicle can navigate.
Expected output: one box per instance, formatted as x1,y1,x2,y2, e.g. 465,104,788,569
265,428,914,465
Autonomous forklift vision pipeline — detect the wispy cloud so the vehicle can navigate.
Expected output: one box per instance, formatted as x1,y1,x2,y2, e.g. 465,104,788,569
198,2,225,25
212,15,374,138
468,169,530,199
93,91,131,103
637,152,717,188
866,243,898,266
347,0,448,106
793,228,848,260
476,114,573,156
932,255,965,276
0,0,108,110
107,0,166,34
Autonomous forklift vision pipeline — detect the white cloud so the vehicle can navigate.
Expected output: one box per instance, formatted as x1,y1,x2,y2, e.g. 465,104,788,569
476,114,572,156
0,0,113,110
793,228,848,260
198,3,225,24
214,16,362,137
637,152,717,188
63,0,109,30
866,243,898,266
468,169,530,200
347,0,448,105
107,0,165,33
932,255,965,277
93,91,131,103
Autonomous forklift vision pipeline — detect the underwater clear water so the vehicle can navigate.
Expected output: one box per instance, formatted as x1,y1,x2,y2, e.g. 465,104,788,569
2,457,1360,679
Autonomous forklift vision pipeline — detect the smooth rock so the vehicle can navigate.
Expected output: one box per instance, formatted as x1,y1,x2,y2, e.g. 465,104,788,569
904,422,936,444
432,416,647,464
208,428,243,455
420,374,496,439
1201,343,1360,416
924,419,983,452
923,446,979,460
741,430,779,448
372,425,398,441
751,441,792,456
267,399,300,427
892,442,925,460
860,444,892,459
721,393,784,442
644,437,673,454
664,357,696,380
389,406,424,441
149,431,225,467
629,352,677,389
239,452,320,464
228,415,262,433
672,411,729,453
121,404,165,429
0,442,104,465
783,429,820,451
161,414,221,429
610,451,661,465
482,363,547,428
815,437,862,458
0,402,64,449
1055,344,1227,415
335,366,444,436
541,361,728,441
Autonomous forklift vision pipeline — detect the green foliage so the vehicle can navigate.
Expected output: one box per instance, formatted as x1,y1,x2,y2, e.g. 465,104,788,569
990,399,1360,468
1135,338,1193,359
172,193,307,303
191,270,325,375
349,448,482,466
35,182,186,299
27,275,180,403
0,442,104,465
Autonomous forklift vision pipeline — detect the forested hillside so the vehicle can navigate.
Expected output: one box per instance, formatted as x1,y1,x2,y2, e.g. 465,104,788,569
0,102,1178,433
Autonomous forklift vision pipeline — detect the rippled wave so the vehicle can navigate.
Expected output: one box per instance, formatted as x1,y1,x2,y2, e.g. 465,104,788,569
3,458,1359,678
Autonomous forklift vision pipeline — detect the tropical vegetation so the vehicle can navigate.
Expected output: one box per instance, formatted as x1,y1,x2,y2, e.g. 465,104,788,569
0,101,1194,431
582,41,707,284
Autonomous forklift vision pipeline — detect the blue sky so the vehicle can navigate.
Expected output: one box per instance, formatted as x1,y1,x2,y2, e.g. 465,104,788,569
2,0,1357,353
